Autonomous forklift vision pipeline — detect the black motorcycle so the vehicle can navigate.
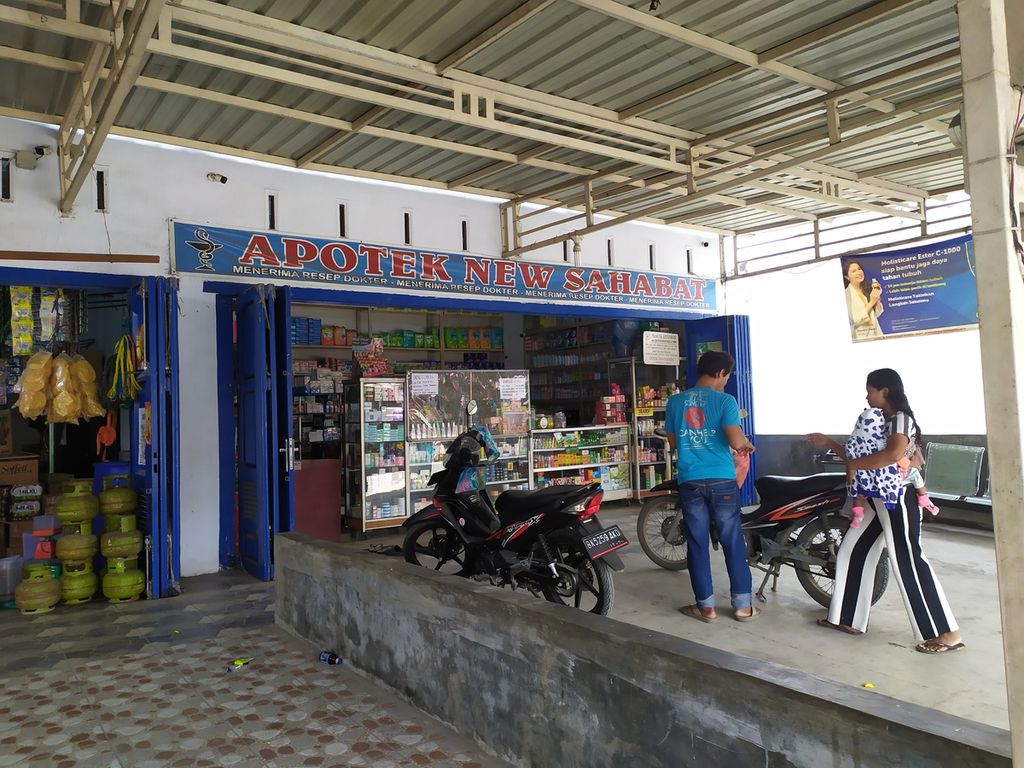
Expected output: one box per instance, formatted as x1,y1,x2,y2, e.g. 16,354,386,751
401,405,626,615
637,472,889,608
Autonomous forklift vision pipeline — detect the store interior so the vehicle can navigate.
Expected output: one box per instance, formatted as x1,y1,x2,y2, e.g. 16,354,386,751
0,281,151,610
233,300,703,547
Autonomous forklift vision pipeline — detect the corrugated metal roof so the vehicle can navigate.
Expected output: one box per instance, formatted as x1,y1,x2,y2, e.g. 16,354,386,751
0,0,970,240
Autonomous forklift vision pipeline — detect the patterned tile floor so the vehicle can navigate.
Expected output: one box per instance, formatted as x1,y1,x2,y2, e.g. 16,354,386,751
0,572,508,768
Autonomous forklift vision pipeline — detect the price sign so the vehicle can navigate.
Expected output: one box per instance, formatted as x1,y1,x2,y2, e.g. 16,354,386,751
642,331,680,366
409,372,439,396
499,375,528,401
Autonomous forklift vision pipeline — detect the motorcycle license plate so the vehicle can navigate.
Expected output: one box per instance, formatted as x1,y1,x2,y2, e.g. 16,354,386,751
582,525,628,559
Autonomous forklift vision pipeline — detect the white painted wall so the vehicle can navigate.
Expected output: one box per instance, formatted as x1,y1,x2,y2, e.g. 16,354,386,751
0,116,716,577
514,205,718,277
722,259,987,437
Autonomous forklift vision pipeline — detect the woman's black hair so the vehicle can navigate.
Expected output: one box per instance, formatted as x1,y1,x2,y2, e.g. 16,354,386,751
843,260,872,300
867,368,923,443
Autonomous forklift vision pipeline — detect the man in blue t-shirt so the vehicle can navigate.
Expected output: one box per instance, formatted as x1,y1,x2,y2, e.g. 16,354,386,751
665,350,756,623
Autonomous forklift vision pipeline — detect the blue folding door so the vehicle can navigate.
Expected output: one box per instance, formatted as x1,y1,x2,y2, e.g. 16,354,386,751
235,286,279,580
685,315,757,505
274,286,295,534
128,277,180,598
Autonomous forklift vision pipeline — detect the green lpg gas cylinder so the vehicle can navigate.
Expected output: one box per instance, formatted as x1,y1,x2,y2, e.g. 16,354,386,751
100,530,142,559
56,534,98,562
99,478,136,515
103,556,136,574
61,521,93,536
56,481,99,524
15,574,61,614
103,514,137,533
60,559,93,575
102,569,144,603
61,571,97,605
22,561,61,580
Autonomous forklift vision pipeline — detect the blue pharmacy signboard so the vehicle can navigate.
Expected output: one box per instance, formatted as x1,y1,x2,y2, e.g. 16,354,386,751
171,221,717,314
839,235,977,342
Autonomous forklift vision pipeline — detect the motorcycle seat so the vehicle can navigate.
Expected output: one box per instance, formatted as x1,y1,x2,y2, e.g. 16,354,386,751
495,483,596,524
755,473,846,504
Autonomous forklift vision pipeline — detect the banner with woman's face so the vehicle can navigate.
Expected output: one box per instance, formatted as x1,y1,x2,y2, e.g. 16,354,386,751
839,235,977,342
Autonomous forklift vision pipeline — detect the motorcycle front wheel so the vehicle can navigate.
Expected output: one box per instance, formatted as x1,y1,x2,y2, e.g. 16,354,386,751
636,495,688,571
540,532,615,616
403,520,469,576
794,516,890,609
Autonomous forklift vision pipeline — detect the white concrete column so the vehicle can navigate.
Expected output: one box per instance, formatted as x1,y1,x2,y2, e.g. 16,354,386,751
958,0,1024,759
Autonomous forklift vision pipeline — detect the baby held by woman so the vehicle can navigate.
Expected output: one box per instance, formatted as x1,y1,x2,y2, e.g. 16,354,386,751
846,408,940,527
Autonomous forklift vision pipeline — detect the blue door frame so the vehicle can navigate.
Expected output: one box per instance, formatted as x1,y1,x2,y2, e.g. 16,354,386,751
0,266,180,599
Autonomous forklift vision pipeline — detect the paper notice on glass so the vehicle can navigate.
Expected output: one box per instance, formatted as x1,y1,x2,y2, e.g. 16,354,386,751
410,372,439,396
499,376,528,401
642,331,681,366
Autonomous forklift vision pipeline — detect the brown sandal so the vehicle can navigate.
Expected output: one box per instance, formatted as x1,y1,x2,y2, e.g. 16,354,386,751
915,639,965,654
679,605,717,623
816,617,864,636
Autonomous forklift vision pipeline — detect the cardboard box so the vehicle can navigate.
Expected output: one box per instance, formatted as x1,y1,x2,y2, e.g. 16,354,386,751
0,410,11,456
0,454,38,486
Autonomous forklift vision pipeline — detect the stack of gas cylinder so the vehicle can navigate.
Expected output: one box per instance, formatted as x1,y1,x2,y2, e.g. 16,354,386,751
55,479,99,605
98,475,143,604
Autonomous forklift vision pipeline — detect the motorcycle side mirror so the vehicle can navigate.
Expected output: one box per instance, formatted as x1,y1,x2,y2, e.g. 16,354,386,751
467,399,478,416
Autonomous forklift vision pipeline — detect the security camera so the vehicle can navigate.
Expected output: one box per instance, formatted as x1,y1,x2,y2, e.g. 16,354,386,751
33,145,51,157
206,172,228,184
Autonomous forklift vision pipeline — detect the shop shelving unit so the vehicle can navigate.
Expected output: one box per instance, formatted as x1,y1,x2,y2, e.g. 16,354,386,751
291,373,345,462
406,370,532,505
291,305,507,373
343,378,408,533
529,424,632,501
608,357,682,499
523,318,617,426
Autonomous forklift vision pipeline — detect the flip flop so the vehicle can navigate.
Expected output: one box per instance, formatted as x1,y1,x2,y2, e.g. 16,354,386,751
734,607,760,622
679,605,717,623
816,617,864,636
915,639,965,655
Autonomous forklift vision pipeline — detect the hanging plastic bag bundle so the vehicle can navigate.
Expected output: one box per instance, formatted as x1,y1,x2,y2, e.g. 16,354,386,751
71,356,105,419
16,351,52,420
48,352,82,424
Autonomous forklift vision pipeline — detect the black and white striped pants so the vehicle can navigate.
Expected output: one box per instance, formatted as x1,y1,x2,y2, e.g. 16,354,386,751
828,491,958,641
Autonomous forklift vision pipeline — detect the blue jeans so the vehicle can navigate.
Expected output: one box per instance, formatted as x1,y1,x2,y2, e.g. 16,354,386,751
679,479,752,610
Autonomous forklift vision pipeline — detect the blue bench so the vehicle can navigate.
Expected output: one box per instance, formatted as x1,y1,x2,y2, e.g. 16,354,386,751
923,442,991,507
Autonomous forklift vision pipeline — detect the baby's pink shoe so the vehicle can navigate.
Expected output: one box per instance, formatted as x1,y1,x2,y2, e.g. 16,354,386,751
918,494,940,518
850,506,865,529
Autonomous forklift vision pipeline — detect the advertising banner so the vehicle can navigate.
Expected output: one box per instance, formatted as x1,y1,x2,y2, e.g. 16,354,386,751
839,235,977,342
172,221,716,314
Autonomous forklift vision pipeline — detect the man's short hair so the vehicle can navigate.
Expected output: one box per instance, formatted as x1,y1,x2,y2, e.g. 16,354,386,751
697,350,735,378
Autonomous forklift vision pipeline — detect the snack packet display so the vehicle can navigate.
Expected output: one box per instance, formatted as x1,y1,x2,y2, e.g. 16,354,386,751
48,352,82,424
71,355,105,419
15,351,52,420
10,286,34,356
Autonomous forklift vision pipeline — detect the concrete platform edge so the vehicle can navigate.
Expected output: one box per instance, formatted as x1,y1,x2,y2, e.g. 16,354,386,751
274,532,1011,768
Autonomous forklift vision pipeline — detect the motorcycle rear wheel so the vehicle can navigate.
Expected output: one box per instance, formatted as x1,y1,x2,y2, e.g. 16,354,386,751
403,521,468,576
794,517,890,609
636,495,688,571
540,532,615,616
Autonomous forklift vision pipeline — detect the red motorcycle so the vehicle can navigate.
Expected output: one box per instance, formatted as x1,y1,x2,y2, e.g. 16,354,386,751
402,409,626,615
636,472,889,608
